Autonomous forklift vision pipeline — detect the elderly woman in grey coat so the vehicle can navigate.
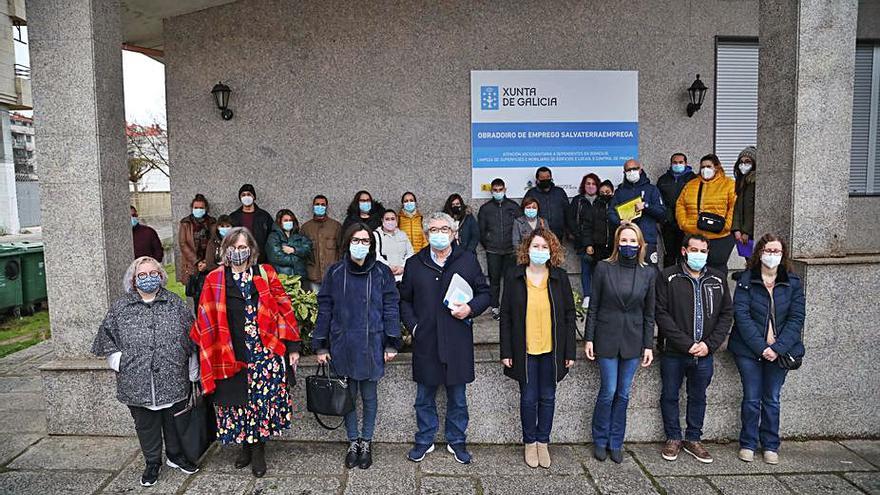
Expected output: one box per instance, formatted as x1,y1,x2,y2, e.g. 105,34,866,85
92,256,200,488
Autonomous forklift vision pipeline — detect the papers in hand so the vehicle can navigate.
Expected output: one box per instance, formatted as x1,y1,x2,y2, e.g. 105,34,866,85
444,273,473,309
615,196,643,222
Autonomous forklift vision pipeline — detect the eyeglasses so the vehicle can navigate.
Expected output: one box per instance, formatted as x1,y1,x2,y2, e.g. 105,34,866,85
624,167,640,172
227,246,250,252
350,238,371,246
763,249,783,255
428,227,452,234
136,270,160,280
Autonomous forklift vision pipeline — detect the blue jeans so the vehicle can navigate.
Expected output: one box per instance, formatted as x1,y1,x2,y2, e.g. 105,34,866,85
519,353,557,444
592,357,639,450
660,354,714,441
734,355,788,451
414,383,468,445
344,380,378,442
580,255,593,297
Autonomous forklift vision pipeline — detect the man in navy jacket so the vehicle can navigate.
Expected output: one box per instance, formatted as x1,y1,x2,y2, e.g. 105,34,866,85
608,160,666,265
399,212,490,465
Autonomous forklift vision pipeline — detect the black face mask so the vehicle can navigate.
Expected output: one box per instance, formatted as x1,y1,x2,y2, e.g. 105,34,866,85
599,194,613,201
451,205,462,215
538,179,553,190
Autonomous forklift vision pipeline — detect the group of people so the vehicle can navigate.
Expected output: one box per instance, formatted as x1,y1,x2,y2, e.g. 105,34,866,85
103,146,804,488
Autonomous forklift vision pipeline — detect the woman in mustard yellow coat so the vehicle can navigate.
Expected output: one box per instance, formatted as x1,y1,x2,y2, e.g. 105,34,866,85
675,153,737,275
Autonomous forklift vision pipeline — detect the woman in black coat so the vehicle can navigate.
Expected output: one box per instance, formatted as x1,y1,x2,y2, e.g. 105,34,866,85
499,228,576,469
585,222,656,464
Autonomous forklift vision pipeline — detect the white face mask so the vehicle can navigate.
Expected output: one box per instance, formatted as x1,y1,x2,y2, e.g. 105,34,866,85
240,195,254,207
761,253,783,269
739,163,753,175
701,167,716,180
625,170,640,183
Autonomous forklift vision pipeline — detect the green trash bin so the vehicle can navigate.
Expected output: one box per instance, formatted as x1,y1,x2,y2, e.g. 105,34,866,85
10,242,47,313
0,245,23,315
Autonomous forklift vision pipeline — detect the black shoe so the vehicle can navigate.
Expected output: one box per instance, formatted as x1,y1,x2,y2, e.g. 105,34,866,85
140,463,161,487
345,440,361,469
166,458,199,475
610,449,624,464
593,445,607,462
234,443,252,469
358,440,373,469
251,442,266,478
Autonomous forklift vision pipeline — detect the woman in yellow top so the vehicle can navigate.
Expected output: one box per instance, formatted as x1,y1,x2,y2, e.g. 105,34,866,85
398,191,428,252
675,153,737,274
499,228,577,469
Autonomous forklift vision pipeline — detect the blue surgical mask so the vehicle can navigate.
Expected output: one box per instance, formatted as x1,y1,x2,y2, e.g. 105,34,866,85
349,243,370,260
192,208,206,219
218,227,230,238
671,164,686,174
428,232,451,250
619,244,639,259
529,249,551,266
686,251,708,271
524,208,538,219
403,201,417,213
135,274,161,294
359,201,372,213
313,204,327,216
131,217,139,227
282,221,295,231
492,192,505,202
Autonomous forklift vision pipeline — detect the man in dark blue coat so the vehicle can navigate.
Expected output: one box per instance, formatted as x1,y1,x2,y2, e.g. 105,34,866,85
608,159,666,265
399,212,490,465
524,166,571,240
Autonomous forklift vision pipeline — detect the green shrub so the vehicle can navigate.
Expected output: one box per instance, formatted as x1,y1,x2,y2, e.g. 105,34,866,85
277,274,318,355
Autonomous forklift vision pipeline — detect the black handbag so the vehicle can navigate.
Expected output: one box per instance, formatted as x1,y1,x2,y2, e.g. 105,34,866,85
173,382,214,464
696,182,725,234
305,364,355,430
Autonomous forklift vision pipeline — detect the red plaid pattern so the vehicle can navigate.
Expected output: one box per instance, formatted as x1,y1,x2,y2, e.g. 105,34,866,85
190,264,300,395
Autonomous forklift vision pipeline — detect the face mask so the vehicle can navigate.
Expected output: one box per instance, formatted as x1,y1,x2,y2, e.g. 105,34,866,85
131,217,139,227
625,170,641,183
313,204,327,216
349,243,370,260
382,220,397,231
538,179,553,190
739,163,753,175
685,251,708,271
192,208,206,219
524,208,538,219
671,164,686,174
428,232,451,250
619,244,639,259
701,167,716,180
218,227,231,238
600,193,613,200
451,205,462,215
135,274,161,294
227,248,250,266
492,192,505,201
282,221,295,231
584,185,598,196
240,195,254,206
529,249,551,266
359,201,372,213
403,201,417,213
761,253,783,269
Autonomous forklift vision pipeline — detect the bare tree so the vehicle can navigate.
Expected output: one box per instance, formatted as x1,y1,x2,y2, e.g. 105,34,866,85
127,122,169,191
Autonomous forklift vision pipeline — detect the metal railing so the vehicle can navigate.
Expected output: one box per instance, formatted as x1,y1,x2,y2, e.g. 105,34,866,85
14,64,30,79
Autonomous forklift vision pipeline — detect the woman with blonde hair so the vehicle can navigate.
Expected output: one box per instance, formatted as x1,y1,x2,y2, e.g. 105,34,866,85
191,227,300,478
585,222,657,464
92,256,199,487
499,228,577,469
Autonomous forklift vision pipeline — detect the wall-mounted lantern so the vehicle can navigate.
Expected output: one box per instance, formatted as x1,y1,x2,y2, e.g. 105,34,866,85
686,74,708,117
211,82,233,120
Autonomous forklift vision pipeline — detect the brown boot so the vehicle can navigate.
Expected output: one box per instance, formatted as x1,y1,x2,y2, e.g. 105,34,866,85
536,442,551,468
524,442,539,468
661,440,682,461
683,441,713,464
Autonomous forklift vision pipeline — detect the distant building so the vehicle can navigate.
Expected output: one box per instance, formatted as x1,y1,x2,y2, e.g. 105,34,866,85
10,112,34,179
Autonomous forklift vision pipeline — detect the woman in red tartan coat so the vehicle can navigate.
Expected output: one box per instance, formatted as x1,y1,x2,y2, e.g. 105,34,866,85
191,227,300,478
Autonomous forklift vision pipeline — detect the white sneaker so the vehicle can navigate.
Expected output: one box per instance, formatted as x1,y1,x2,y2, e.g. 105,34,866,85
738,448,755,462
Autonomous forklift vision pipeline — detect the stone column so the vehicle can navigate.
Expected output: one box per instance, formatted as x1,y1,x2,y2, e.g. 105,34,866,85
29,0,130,358
755,0,859,258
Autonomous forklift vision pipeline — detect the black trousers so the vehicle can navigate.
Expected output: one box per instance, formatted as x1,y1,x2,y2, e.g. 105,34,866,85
128,399,187,466
707,234,736,276
485,252,516,308
662,225,685,268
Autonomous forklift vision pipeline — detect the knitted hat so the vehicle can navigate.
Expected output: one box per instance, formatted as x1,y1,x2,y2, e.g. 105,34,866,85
736,146,757,166
238,183,256,198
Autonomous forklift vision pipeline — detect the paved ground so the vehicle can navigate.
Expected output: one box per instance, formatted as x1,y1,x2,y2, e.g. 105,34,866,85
0,342,878,494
